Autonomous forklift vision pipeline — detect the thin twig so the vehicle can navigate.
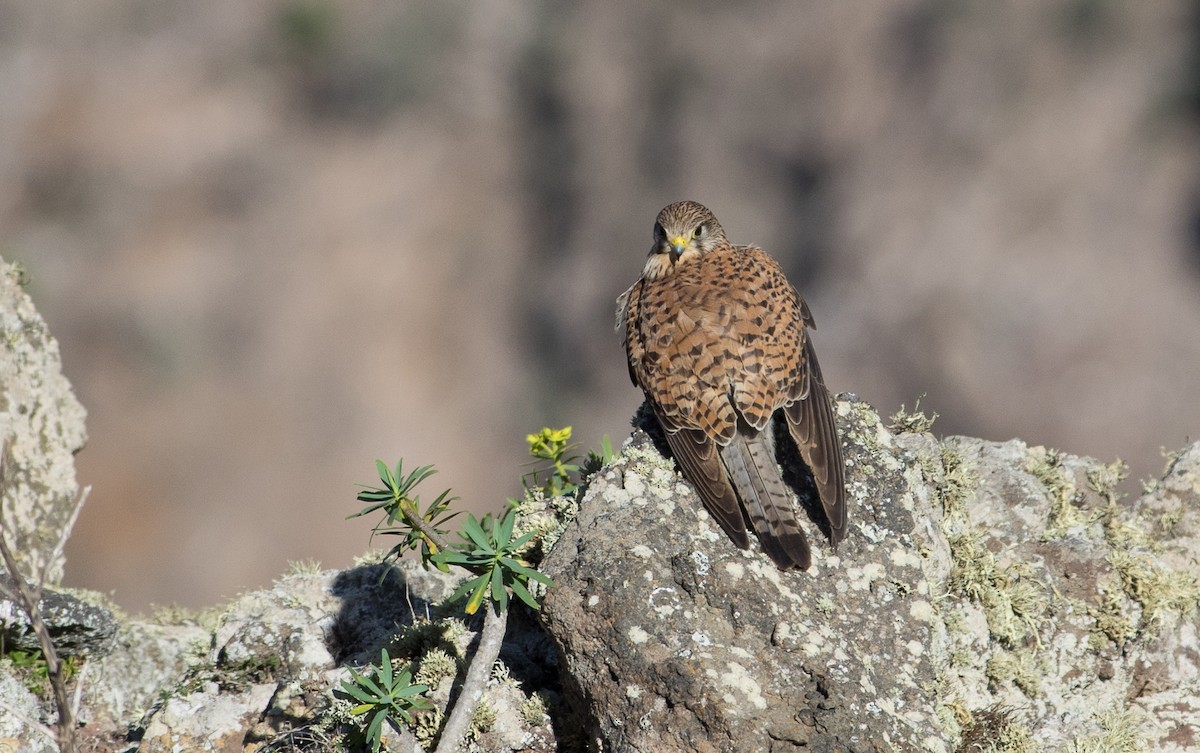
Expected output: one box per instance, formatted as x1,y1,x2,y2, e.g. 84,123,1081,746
0,439,79,752
433,601,508,753
398,503,452,554
0,696,57,742
40,484,90,586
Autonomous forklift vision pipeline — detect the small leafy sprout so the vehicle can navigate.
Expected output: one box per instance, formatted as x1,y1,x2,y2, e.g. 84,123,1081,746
524,426,579,497
435,509,554,614
351,460,460,570
521,426,615,500
338,648,433,753
583,435,615,477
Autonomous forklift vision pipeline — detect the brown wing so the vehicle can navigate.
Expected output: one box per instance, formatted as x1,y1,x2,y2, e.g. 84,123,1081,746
782,336,847,546
661,425,750,549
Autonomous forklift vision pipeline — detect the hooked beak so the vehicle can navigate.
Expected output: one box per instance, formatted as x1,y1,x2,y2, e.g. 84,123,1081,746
669,236,688,257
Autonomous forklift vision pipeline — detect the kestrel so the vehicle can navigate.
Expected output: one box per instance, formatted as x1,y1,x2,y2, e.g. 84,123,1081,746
618,200,846,570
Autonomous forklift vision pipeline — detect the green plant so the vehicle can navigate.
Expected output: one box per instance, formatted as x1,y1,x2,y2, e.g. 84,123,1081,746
521,426,613,499
351,460,460,570
434,510,553,614
338,648,433,753
4,649,80,698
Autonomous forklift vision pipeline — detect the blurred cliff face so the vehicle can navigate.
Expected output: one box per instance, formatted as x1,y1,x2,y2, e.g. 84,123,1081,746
2,0,1198,610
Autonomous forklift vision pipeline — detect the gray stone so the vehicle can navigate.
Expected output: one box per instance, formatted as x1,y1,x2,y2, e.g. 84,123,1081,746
540,398,1200,752
0,259,88,585
541,398,947,752
0,580,118,656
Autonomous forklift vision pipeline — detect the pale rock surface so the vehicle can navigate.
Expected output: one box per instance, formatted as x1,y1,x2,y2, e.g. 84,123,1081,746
0,259,87,584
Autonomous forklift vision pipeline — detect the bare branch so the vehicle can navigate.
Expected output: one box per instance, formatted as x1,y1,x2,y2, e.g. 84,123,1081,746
0,439,79,752
0,696,57,742
398,503,452,555
40,484,90,587
434,602,508,753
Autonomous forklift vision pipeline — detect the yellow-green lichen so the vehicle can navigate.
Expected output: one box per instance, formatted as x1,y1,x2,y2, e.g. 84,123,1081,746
1157,504,1184,537
510,484,579,561
956,705,1037,753
986,647,1044,698
414,647,457,688
1026,447,1094,538
521,691,550,727
945,527,1048,649
889,397,939,435
936,445,978,521
1107,548,1200,635
1086,588,1137,650
466,698,497,741
285,559,323,576
391,617,464,661
412,708,443,749
1065,707,1148,753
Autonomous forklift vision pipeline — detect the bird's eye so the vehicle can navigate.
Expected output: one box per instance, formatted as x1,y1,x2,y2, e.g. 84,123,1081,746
693,224,705,239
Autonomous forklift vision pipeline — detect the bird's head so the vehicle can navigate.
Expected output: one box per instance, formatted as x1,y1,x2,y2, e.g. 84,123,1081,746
644,200,727,278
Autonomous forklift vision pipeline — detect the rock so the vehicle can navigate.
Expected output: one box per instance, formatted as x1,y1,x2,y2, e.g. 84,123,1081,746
0,259,88,585
541,398,948,752
539,397,1200,752
85,618,211,729
0,580,118,656
0,666,57,753
127,561,562,753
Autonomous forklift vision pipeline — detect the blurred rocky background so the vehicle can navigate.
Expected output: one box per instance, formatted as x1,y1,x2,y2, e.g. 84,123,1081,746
2,0,1199,612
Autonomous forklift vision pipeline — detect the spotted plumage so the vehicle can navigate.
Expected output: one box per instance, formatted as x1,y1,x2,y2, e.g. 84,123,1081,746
618,200,847,570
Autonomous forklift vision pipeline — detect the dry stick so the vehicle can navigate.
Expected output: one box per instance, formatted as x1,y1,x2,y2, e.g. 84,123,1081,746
0,696,57,743
0,440,81,752
433,602,506,753
394,503,510,753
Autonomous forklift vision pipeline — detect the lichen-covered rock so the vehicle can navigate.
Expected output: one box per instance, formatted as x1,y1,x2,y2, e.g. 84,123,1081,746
0,581,118,656
0,259,88,585
540,398,1200,752
0,665,57,753
85,618,211,729
128,561,562,753
541,398,950,752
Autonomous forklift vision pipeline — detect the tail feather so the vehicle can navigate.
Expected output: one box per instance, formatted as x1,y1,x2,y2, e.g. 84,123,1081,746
720,423,810,570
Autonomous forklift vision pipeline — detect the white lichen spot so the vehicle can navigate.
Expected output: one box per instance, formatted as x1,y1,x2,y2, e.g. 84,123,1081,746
625,685,643,700
648,586,678,617
749,559,783,587
921,736,949,753
889,548,921,569
858,522,888,544
773,621,792,644
906,639,924,658
909,599,934,623
724,562,745,580
631,545,654,559
859,672,876,695
627,626,650,645
846,563,886,592
691,631,712,647
691,550,710,576
624,474,646,500
587,595,600,608
718,662,767,710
